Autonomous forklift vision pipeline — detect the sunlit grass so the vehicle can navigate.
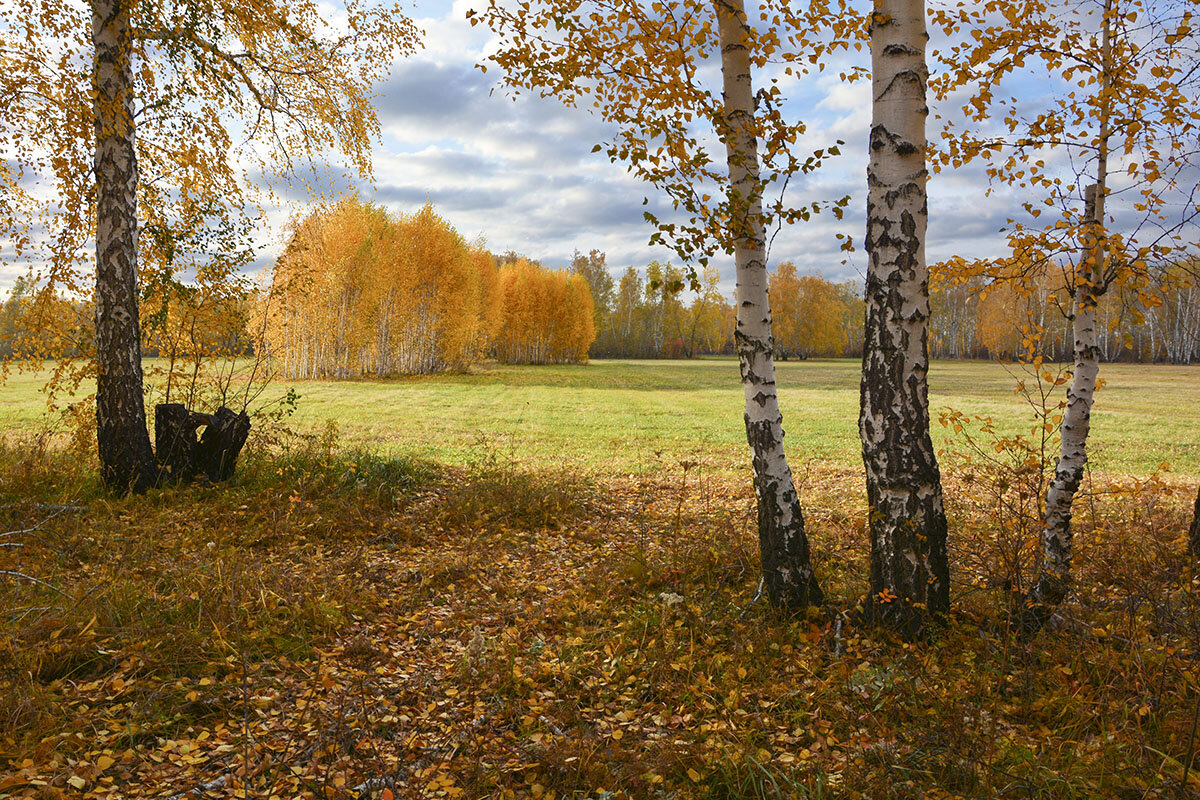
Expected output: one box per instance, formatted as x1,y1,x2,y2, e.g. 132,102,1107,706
0,357,1197,478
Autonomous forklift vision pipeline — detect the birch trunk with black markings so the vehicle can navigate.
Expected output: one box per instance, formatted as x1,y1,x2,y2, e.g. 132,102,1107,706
93,0,156,493
716,0,823,611
1027,186,1104,624
1026,0,1113,631
860,0,949,631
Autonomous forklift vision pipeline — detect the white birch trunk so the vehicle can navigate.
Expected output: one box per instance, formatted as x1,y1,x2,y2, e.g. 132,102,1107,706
1030,183,1105,615
716,0,822,610
860,0,949,631
93,0,157,493
1028,0,1113,624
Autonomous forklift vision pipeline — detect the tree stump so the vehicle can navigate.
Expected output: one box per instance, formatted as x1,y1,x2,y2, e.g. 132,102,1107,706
1189,484,1200,558
154,404,251,485
155,404,206,485
196,407,251,482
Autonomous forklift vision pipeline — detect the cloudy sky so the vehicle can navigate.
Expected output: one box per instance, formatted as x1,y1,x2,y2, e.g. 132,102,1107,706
271,0,1024,293
0,1,1098,295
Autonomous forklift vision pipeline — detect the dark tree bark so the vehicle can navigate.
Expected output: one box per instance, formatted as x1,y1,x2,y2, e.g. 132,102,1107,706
93,0,156,493
195,407,251,482
153,404,251,485
859,0,949,634
155,403,205,485
1189,483,1200,559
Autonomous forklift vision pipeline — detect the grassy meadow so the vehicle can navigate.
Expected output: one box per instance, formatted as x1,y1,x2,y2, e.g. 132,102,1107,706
1,357,1197,479
2,357,1200,799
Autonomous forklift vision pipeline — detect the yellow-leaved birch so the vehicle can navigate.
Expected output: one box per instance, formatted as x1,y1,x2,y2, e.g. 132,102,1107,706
930,0,1200,629
0,0,420,492
469,0,863,610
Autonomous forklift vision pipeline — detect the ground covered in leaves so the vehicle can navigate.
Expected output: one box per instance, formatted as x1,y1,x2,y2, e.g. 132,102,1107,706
2,430,1200,799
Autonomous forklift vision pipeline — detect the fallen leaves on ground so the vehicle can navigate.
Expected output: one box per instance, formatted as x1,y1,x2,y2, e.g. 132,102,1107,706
2,446,1199,799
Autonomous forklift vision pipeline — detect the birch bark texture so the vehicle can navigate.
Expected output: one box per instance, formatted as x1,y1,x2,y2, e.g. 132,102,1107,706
1027,0,1113,627
92,0,157,494
716,0,823,611
1028,188,1104,619
1189,483,1200,559
860,0,949,629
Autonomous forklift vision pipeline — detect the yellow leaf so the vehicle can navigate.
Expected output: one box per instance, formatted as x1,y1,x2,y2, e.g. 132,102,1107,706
687,768,701,782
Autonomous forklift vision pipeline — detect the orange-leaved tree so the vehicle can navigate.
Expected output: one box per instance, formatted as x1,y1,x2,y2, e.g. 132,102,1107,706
259,199,503,377
494,259,595,365
0,0,419,492
769,263,851,359
470,0,861,611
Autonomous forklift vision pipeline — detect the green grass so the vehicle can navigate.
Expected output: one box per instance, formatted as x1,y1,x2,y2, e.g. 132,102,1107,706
1,357,1197,478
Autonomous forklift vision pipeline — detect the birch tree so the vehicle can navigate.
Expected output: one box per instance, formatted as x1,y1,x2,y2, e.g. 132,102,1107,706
470,0,859,610
718,0,821,607
930,0,1200,627
859,0,950,631
92,0,158,491
1,0,419,492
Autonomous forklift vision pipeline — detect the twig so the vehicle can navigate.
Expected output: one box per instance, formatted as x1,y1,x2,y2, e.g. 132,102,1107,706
738,577,765,619
0,503,84,513
351,776,398,799
538,714,567,737
163,773,230,800
0,570,68,597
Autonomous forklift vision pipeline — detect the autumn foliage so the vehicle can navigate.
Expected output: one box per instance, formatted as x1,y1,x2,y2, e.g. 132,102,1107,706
929,259,1200,364
769,262,858,360
494,259,596,365
258,199,593,377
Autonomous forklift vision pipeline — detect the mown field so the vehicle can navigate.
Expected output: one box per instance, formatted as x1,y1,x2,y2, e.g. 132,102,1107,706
1,358,1197,478
2,358,1199,800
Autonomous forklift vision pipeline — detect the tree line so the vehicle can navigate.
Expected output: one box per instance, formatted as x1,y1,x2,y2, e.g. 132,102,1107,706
572,250,866,360
571,249,1199,364
930,260,1200,364
6,246,1196,369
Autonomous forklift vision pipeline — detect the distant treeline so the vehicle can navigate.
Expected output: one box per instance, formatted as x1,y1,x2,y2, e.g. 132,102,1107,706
929,261,1200,364
570,251,1199,365
3,223,1196,369
570,251,863,360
